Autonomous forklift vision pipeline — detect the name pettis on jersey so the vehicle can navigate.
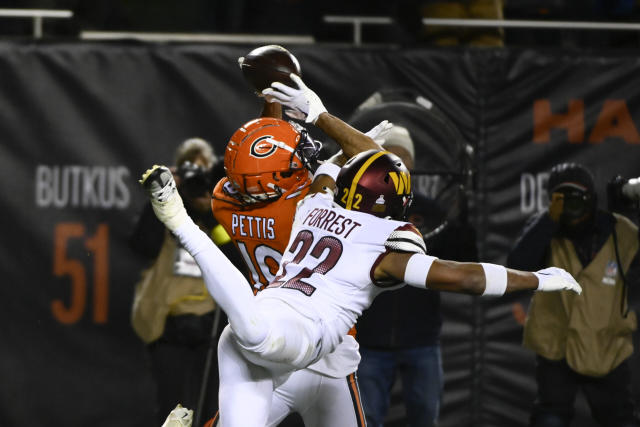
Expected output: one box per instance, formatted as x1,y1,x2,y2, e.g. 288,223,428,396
231,213,276,240
302,207,362,238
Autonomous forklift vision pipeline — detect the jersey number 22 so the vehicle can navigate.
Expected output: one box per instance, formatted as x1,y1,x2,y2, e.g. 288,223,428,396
269,229,343,296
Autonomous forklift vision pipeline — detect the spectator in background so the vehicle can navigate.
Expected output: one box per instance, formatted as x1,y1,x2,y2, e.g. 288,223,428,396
355,124,478,427
507,162,640,427
129,138,240,426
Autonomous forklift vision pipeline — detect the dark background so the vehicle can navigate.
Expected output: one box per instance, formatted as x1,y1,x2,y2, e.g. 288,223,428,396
4,0,640,48
1,1,640,427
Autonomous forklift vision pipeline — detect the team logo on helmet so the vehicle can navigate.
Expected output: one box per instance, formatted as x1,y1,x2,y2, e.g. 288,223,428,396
249,135,278,158
388,171,411,195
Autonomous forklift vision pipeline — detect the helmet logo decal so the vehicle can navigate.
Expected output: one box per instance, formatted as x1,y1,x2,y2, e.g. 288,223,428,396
388,171,411,194
372,194,386,213
249,135,278,158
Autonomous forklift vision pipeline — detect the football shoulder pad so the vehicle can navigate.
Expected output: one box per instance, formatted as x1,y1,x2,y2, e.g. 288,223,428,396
385,223,426,255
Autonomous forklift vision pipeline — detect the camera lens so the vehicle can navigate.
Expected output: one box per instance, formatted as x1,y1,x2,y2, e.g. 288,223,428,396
561,190,590,220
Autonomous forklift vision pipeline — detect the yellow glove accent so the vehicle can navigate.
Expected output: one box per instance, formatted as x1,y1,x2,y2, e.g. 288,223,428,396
211,224,231,246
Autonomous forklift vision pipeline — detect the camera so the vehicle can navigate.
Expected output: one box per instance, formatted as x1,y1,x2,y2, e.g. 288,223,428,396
607,175,640,213
176,161,215,200
559,188,593,222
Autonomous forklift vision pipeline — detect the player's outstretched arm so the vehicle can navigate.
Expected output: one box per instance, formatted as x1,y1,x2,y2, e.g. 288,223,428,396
262,74,381,159
374,252,582,296
315,113,388,161
261,99,282,119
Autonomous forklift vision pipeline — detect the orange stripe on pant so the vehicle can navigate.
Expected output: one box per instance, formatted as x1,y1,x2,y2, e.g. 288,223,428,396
348,372,366,427
202,411,218,427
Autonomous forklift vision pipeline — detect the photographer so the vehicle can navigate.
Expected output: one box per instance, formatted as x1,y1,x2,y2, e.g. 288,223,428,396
507,162,640,427
129,138,240,425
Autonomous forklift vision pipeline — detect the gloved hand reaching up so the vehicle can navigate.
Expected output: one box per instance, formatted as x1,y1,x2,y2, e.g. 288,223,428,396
262,74,327,124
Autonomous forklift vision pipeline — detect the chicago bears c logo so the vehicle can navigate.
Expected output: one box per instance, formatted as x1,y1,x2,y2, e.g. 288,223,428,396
250,136,278,158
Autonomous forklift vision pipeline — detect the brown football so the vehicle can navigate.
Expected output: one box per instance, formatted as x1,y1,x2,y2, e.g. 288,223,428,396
240,45,302,92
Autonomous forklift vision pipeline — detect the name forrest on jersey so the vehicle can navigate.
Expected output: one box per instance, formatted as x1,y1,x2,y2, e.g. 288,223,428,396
231,213,276,240
302,207,362,238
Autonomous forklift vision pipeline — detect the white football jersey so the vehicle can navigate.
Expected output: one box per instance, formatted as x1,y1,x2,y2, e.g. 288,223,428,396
257,191,425,356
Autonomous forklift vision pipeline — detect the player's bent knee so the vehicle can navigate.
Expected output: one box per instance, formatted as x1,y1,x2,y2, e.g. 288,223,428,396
236,300,321,368
229,311,269,349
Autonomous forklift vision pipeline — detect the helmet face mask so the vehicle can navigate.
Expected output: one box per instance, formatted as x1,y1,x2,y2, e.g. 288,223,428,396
294,127,323,172
224,118,314,204
335,150,413,220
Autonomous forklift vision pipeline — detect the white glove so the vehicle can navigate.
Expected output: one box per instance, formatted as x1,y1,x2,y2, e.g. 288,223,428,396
262,73,327,124
622,177,640,200
534,267,582,294
161,404,193,427
364,120,393,145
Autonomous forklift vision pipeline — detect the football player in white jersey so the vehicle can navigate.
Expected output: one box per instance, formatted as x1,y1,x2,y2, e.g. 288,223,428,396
203,71,392,427
141,82,582,427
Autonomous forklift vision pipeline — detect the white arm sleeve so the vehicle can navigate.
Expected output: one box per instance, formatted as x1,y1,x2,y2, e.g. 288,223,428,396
404,253,438,289
385,227,427,254
313,162,341,181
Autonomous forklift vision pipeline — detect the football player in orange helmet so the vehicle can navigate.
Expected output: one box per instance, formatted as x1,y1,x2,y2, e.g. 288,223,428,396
211,117,321,293
211,80,391,292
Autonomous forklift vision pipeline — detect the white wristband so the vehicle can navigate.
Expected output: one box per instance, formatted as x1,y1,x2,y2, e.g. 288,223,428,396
313,162,341,181
404,253,438,289
481,263,508,296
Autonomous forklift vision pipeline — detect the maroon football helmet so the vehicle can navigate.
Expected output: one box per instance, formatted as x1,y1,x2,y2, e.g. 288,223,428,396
335,149,413,220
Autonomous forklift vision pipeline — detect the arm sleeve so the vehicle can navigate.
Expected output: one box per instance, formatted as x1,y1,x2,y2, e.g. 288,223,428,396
506,211,557,271
313,162,341,181
385,223,427,255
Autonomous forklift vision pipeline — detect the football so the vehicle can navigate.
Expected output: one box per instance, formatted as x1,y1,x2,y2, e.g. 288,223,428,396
240,45,302,92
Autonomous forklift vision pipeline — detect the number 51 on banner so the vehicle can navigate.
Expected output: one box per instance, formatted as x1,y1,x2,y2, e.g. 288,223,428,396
52,223,109,324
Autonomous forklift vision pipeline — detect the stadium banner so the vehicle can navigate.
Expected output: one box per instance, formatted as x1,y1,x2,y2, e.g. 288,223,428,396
0,42,638,427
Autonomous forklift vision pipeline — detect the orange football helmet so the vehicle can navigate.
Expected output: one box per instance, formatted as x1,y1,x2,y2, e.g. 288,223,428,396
224,117,320,203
